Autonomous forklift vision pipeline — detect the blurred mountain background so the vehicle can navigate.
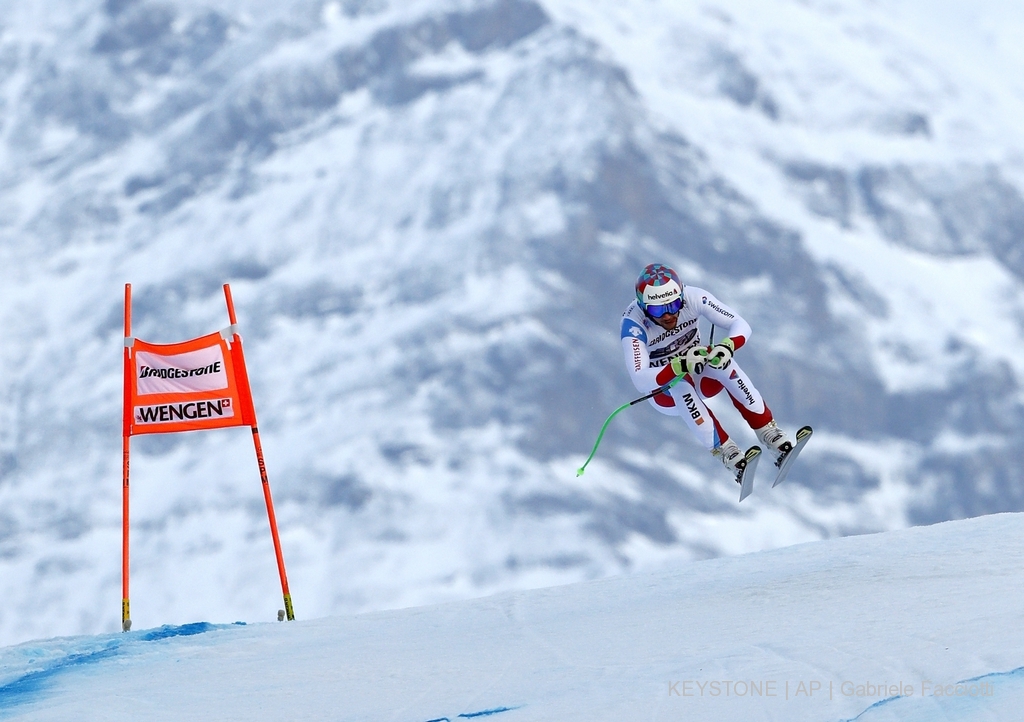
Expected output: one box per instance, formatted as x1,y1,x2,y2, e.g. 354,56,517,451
3,0,1024,645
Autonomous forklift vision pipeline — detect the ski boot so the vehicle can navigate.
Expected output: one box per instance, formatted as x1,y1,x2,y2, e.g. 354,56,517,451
712,439,745,473
755,420,793,465
713,439,762,501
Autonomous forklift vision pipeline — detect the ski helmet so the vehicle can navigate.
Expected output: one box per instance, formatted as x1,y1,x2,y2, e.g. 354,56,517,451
635,263,683,317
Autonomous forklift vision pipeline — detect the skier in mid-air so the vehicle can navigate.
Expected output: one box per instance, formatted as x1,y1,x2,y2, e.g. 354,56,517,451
621,263,793,481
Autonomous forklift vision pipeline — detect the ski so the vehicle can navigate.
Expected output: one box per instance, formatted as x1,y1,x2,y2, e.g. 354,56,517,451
771,426,813,488
736,445,762,502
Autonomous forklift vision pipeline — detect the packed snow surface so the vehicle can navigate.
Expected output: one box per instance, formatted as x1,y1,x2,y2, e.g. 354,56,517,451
2,513,1023,721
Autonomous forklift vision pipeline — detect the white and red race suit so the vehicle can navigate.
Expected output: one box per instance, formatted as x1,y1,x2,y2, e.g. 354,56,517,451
620,285,774,450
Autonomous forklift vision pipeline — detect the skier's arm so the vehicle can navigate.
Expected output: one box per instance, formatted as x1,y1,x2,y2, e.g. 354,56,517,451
621,317,678,393
692,289,752,351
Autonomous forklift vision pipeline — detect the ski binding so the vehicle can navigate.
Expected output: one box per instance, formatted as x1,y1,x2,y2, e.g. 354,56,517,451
736,445,762,502
771,425,813,488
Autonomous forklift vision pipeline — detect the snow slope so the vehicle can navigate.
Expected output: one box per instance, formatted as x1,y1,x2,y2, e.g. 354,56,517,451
4,0,1024,649
3,512,1024,721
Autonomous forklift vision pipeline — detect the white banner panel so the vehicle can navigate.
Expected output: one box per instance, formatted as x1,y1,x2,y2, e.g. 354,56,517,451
134,397,235,426
136,345,229,395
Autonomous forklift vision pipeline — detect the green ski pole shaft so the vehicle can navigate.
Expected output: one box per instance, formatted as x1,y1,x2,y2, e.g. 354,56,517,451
576,374,686,477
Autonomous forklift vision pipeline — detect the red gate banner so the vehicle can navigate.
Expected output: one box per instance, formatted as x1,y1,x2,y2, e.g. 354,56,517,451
124,329,255,436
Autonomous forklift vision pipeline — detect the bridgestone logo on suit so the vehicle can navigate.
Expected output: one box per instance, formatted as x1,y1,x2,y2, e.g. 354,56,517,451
134,398,234,425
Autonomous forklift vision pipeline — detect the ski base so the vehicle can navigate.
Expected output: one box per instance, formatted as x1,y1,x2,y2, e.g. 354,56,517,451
736,445,762,502
771,426,813,488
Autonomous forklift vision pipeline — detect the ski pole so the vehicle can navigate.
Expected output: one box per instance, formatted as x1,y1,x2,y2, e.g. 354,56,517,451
576,373,687,476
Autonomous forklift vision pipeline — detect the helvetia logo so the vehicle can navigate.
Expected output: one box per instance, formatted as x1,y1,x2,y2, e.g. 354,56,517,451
643,280,681,304
736,378,756,406
135,398,234,425
647,288,677,301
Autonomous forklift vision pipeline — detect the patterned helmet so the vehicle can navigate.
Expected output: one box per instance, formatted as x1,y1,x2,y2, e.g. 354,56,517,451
635,263,683,317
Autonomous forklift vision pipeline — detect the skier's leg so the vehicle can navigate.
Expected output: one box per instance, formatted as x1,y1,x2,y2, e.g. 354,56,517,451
648,379,725,449
701,361,791,455
698,377,724,399
648,378,742,469
700,360,773,429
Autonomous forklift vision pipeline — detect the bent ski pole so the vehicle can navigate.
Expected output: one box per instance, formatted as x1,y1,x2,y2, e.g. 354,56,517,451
576,374,686,477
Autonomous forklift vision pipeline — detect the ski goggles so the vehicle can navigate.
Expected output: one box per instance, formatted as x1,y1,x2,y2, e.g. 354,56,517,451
644,297,682,318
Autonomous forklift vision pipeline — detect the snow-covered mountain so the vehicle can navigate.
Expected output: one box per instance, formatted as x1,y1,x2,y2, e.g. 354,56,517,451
3,0,1024,646
3,513,1024,721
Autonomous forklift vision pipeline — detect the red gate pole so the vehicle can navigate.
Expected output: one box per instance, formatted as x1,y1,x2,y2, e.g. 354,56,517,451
122,283,133,632
223,284,295,621
252,427,295,621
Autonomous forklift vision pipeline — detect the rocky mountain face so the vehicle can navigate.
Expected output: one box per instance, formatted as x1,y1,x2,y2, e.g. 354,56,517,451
2,0,1024,645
